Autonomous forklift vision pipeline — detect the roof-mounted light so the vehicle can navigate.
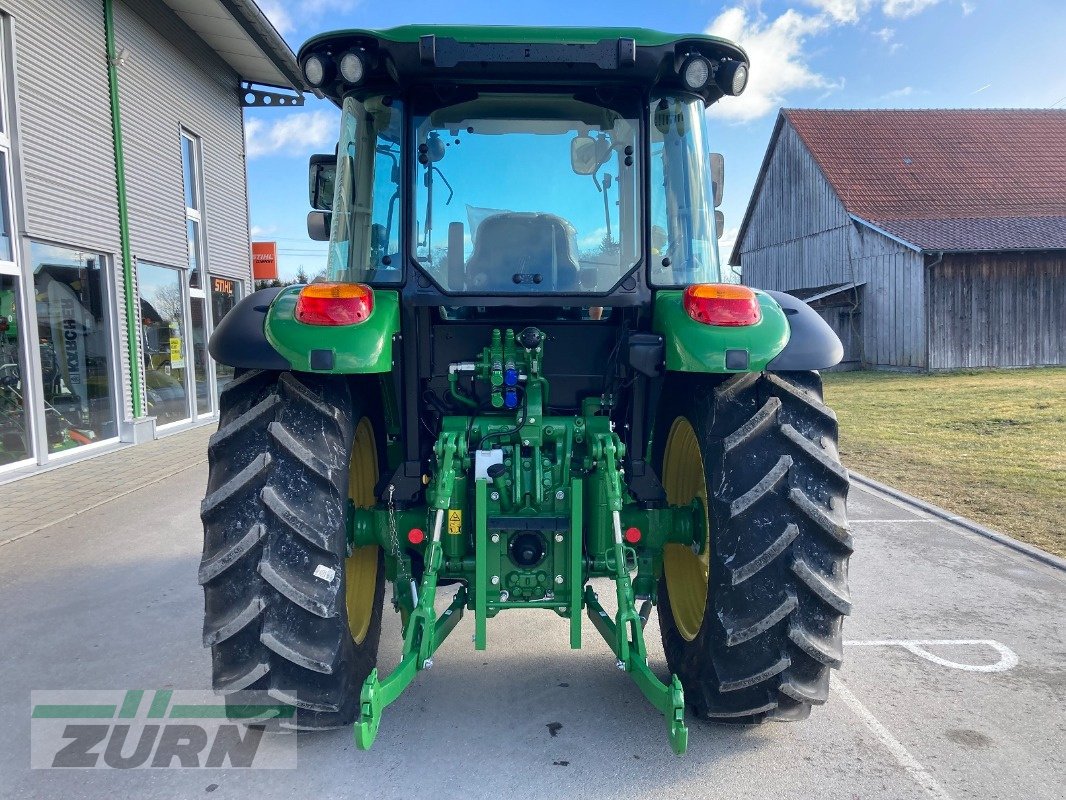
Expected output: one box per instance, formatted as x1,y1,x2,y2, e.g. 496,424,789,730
338,50,365,84
303,54,331,88
680,54,712,91
716,60,749,96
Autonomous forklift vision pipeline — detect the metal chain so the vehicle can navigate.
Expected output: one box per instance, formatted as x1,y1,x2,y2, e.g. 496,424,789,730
386,484,411,587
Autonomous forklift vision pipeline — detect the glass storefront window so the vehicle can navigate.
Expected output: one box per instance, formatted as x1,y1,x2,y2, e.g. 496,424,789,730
210,276,240,397
137,262,189,426
0,273,30,464
30,243,117,451
190,296,209,416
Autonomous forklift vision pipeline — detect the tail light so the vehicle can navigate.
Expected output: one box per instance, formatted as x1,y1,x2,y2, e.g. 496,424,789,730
682,284,761,326
295,282,373,326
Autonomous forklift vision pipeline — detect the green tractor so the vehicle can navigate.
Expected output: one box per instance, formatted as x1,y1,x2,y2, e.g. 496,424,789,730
202,25,851,755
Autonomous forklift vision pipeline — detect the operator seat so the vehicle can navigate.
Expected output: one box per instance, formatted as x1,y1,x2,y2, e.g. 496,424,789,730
464,213,581,292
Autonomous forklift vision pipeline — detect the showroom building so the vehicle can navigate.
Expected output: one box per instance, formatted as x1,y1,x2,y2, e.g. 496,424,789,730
0,0,303,475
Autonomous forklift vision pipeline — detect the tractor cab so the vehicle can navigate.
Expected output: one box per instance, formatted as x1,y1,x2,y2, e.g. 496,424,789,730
301,26,746,307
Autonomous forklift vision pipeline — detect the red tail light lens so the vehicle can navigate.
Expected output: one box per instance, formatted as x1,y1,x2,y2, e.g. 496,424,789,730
295,282,373,326
682,284,761,326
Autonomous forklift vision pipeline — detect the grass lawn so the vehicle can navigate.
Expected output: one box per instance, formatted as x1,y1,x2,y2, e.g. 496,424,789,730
822,368,1066,557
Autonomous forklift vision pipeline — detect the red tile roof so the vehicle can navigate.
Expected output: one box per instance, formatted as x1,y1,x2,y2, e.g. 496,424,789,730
783,109,1066,251
873,216,1066,251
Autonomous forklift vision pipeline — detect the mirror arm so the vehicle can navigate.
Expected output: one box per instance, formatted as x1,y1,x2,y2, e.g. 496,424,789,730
420,167,433,249
432,166,455,206
385,190,399,248
601,175,612,242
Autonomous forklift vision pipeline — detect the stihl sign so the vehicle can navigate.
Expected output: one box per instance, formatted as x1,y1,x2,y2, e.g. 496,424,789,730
251,242,277,280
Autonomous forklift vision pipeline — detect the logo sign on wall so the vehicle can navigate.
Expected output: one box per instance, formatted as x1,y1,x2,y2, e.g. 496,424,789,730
251,242,278,281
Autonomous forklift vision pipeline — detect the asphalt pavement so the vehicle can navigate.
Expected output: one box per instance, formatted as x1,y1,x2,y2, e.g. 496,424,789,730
0,426,1063,799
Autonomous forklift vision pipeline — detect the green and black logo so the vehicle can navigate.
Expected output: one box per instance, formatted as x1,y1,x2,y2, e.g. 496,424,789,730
30,690,296,769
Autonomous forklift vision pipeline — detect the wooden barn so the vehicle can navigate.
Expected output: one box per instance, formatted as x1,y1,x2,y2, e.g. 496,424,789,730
730,109,1066,370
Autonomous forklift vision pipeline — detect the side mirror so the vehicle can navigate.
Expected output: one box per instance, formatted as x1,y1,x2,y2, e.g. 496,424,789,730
710,153,725,207
423,131,446,163
571,134,609,176
307,211,331,241
308,153,336,211
715,210,725,240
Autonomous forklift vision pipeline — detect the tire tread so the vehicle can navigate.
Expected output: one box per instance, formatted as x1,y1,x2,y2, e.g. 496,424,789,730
656,370,851,724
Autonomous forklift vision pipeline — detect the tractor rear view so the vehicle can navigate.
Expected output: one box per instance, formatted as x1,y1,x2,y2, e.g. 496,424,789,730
201,25,851,755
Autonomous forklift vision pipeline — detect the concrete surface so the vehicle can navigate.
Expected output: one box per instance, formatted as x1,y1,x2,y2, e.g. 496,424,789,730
0,426,1063,799
0,424,212,546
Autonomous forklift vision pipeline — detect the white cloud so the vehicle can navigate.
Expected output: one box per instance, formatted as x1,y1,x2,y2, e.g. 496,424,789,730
882,0,943,18
806,0,957,24
258,0,360,40
707,7,838,122
880,86,914,100
960,1,975,14
706,0,958,122
245,110,338,158
257,0,294,37
804,0,872,23
875,26,905,53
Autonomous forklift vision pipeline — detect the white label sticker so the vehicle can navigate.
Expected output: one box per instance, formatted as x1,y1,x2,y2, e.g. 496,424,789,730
313,565,336,582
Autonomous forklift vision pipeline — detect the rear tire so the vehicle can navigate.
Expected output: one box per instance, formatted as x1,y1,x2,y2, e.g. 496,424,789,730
199,369,385,728
654,371,852,722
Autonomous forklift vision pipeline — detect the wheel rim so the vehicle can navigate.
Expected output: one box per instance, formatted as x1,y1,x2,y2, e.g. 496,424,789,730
345,417,379,645
662,417,710,642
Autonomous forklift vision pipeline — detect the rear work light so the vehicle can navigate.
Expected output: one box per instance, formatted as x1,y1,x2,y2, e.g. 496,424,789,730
682,284,761,326
295,282,374,326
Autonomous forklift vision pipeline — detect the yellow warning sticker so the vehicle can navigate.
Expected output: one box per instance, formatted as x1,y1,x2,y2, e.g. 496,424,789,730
447,509,462,534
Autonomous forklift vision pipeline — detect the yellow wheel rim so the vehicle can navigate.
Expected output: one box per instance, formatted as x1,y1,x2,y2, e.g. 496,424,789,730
662,417,711,642
345,417,379,645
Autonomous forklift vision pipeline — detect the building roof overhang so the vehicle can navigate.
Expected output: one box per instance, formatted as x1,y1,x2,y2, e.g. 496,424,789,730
160,0,304,91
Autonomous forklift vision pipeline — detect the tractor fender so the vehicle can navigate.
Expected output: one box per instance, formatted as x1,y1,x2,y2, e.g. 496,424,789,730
264,286,400,373
763,290,844,371
208,287,289,370
652,289,790,373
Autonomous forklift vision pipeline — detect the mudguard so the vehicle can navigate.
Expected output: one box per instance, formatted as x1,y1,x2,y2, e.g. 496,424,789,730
208,285,401,373
763,290,844,371
208,287,289,370
653,289,790,372
265,286,399,373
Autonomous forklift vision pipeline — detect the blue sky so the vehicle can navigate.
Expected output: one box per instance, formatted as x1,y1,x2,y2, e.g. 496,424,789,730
246,0,1066,281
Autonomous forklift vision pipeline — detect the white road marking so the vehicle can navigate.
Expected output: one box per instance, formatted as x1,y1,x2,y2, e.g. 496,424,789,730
854,518,934,522
846,639,1019,672
835,679,955,800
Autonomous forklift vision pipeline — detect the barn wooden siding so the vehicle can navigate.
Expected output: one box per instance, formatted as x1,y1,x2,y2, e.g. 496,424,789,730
928,252,1066,369
736,119,928,368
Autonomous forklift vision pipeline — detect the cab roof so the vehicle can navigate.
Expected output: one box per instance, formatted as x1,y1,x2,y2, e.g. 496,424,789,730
297,25,748,105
